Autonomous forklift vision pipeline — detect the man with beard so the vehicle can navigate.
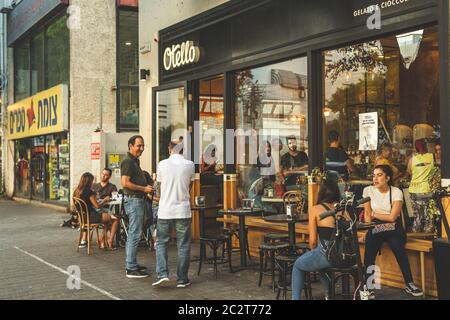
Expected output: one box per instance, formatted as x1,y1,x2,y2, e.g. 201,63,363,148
280,136,309,182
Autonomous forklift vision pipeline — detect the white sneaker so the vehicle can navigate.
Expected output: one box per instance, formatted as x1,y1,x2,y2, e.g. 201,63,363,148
78,241,87,248
405,283,423,297
152,277,170,287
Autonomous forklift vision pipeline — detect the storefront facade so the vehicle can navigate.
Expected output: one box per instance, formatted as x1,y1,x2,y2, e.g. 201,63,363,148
149,0,450,296
3,0,138,206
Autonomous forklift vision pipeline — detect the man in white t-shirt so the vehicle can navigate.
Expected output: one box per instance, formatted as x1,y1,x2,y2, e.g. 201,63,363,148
152,139,195,288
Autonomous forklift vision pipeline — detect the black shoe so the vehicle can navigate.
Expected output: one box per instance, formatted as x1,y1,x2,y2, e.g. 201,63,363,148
137,265,147,272
405,283,423,297
126,269,149,279
177,281,191,288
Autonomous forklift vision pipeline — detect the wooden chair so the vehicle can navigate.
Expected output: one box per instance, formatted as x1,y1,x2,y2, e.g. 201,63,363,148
73,197,104,255
282,190,306,215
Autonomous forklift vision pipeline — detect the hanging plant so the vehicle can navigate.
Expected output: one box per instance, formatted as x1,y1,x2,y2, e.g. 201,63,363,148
325,41,387,84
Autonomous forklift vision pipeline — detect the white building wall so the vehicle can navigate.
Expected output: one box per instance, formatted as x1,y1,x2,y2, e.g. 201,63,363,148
139,0,229,172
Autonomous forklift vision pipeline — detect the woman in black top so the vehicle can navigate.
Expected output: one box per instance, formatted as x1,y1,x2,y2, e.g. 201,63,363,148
74,172,118,249
291,176,341,300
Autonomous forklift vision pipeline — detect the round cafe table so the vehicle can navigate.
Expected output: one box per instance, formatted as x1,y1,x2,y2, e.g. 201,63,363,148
219,208,263,269
263,214,308,253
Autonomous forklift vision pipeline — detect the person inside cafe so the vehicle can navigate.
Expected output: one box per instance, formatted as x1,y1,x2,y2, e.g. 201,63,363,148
74,172,119,250
291,173,341,300
200,143,223,204
256,140,276,182
281,135,309,187
363,165,423,298
407,139,436,234
434,139,441,168
324,130,354,181
375,142,401,187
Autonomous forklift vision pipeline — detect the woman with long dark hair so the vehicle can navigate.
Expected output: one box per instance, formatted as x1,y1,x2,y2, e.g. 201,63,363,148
74,172,119,250
363,165,422,298
291,174,342,300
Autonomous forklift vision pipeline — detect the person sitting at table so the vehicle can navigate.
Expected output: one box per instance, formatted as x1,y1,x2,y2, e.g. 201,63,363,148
363,165,423,298
280,136,309,189
200,143,223,204
325,130,354,181
375,142,401,186
291,174,341,300
74,172,119,250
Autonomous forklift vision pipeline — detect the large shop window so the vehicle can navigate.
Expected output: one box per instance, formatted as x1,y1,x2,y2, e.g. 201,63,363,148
13,15,69,102
322,26,439,195
46,15,70,88
117,9,139,131
14,40,30,102
235,57,308,209
14,134,70,203
156,87,187,163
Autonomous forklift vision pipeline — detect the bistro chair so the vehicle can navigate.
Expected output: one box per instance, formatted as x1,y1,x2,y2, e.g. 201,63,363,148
325,265,359,300
282,191,306,216
73,197,104,255
198,230,233,279
274,251,312,300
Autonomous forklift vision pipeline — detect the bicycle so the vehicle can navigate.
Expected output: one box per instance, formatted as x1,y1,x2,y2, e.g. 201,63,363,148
319,192,372,300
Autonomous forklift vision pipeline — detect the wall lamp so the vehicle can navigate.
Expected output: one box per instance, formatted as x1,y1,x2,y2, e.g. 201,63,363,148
140,69,150,81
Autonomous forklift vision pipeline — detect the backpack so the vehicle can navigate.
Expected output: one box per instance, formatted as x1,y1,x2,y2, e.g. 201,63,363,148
325,219,356,268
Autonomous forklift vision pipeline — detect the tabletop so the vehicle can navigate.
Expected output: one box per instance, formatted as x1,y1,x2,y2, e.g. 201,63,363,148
263,214,308,223
348,180,372,185
191,205,224,211
261,197,284,203
219,208,263,216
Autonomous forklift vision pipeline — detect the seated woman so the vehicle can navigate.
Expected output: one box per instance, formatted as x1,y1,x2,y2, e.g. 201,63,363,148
363,165,423,298
200,144,223,204
291,175,341,300
74,172,119,250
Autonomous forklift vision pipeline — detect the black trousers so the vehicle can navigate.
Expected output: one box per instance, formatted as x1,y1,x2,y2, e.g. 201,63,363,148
364,226,413,285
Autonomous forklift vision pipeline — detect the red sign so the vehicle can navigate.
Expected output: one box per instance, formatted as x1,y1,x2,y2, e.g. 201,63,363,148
91,143,101,160
117,0,138,7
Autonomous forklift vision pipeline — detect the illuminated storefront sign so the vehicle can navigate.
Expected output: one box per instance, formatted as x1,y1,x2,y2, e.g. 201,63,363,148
7,84,69,140
163,41,200,71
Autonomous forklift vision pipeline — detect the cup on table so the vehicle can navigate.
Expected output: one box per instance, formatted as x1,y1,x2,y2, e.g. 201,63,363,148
242,198,255,210
195,196,205,207
286,204,294,219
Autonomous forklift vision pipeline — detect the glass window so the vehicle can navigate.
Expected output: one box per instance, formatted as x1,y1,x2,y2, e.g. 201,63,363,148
199,76,224,171
323,26,439,188
31,32,45,95
46,133,70,203
156,87,187,163
14,40,30,102
235,57,308,209
118,9,139,131
46,15,70,88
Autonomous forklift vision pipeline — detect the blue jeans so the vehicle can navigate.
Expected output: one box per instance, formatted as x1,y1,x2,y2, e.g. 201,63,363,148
291,244,331,300
124,198,145,270
155,218,192,283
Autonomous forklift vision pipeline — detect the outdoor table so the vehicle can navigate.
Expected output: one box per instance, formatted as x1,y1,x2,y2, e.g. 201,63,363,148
261,197,284,214
108,199,122,248
219,208,263,268
191,205,224,262
263,214,308,253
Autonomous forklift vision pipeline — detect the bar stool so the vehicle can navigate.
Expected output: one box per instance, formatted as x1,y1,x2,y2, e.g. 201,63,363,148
274,252,313,300
197,232,233,279
326,265,359,300
264,232,289,243
258,242,290,291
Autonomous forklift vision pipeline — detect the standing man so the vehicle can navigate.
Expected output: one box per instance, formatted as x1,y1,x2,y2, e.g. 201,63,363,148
325,130,354,181
152,139,195,288
121,135,153,278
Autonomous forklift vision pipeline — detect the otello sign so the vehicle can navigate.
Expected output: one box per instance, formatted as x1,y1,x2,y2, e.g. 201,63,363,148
163,41,200,71
7,84,69,140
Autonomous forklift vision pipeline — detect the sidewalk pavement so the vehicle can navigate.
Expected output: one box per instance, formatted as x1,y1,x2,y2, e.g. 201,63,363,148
0,199,425,300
